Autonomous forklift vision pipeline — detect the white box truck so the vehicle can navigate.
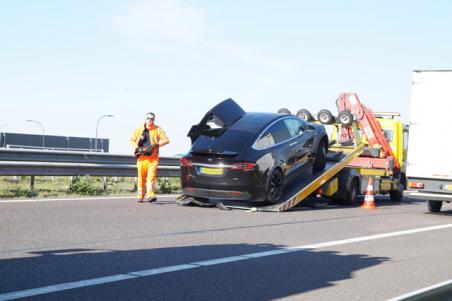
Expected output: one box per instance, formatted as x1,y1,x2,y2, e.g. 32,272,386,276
407,70,452,212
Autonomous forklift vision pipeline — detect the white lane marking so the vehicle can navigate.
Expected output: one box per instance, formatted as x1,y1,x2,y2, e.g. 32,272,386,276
193,255,250,266
0,195,176,203
1,223,452,301
130,264,197,277
386,277,452,300
0,274,137,301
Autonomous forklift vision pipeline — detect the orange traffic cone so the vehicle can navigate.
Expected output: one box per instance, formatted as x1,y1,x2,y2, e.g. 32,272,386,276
361,177,376,209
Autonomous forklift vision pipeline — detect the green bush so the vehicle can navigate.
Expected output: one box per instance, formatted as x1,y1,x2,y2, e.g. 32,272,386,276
157,177,173,194
69,176,98,195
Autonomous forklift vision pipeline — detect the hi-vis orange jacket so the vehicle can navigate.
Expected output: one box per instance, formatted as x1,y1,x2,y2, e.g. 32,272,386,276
130,124,169,158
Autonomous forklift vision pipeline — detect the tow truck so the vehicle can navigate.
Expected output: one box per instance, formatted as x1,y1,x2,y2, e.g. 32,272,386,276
178,92,407,212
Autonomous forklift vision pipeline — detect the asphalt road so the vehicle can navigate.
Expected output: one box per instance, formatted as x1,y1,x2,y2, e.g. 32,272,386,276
1,194,452,301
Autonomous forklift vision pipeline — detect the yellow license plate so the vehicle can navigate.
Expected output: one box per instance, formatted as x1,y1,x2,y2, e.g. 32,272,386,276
200,167,224,175
444,184,452,191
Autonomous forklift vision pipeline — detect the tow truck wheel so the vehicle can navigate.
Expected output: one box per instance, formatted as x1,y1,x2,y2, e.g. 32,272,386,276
427,200,442,213
389,183,404,202
296,109,313,122
338,111,353,127
344,178,359,205
317,109,334,124
278,108,291,115
332,178,358,205
266,168,284,204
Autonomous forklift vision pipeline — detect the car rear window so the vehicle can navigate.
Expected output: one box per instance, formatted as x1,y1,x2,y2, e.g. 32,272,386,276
191,129,255,153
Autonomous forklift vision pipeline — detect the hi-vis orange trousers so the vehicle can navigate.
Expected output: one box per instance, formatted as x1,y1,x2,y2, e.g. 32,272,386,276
136,155,159,200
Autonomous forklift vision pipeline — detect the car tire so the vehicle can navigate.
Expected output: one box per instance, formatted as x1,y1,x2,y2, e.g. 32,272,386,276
278,108,291,115
427,200,442,213
338,111,353,127
317,109,334,124
296,109,313,122
313,141,327,171
266,168,285,204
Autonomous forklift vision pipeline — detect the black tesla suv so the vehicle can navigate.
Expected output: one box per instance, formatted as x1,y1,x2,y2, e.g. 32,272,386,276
180,99,328,203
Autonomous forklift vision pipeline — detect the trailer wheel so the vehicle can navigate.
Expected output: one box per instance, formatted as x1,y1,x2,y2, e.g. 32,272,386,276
277,108,291,115
296,109,313,122
317,109,334,124
427,200,442,213
338,111,353,127
389,183,404,202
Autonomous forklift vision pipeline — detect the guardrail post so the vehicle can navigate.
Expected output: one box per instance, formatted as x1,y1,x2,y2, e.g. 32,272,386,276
30,176,35,192
103,176,108,192
133,177,137,192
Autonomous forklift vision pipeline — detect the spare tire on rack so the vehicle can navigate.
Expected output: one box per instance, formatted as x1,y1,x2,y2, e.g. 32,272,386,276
278,108,291,115
317,109,334,124
338,111,353,127
296,109,313,122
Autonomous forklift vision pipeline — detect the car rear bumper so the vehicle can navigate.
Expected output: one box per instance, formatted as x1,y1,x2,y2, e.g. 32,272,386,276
183,187,252,201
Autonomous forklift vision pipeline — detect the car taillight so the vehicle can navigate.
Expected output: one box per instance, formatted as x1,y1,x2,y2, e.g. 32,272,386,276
408,181,424,189
231,162,256,171
180,157,193,167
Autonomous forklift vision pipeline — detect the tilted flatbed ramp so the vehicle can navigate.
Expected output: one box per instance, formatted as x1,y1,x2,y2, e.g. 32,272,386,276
177,143,363,212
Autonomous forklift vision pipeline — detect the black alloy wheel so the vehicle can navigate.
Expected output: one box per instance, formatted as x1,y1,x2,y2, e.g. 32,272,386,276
313,141,327,171
267,168,284,204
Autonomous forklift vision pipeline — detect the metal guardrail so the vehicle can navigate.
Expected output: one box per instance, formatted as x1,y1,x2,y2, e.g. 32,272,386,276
0,149,181,177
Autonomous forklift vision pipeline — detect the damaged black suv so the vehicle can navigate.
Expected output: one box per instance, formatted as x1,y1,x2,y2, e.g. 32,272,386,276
180,99,328,203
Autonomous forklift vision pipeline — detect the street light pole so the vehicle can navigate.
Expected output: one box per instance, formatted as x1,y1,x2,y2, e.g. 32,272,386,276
26,119,45,148
0,123,7,148
95,114,114,152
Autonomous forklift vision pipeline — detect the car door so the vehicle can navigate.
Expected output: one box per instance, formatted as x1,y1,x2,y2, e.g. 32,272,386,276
284,118,316,172
265,119,300,176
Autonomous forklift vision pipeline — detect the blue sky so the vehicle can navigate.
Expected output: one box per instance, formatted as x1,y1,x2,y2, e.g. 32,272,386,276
1,0,451,155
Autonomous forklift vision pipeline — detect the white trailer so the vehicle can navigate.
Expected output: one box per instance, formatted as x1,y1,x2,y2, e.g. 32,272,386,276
407,70,452,212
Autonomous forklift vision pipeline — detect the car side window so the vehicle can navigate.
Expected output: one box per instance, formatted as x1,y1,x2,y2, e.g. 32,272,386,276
255,131,275,149
284,118,306,137
255,119,291,149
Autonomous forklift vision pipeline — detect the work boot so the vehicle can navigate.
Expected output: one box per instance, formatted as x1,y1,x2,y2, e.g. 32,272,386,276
137,198,144,203
147,197,157,203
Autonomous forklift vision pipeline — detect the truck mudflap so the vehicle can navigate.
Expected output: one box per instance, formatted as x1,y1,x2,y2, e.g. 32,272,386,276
177,143,364,212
